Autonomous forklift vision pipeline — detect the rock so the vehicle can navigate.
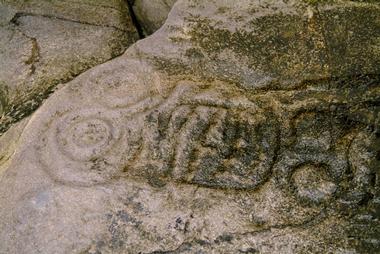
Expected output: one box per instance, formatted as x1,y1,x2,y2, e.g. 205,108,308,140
0,0,139,135
131,0,177,35
0,117,29,176
135,0,380,88
0,0,379,253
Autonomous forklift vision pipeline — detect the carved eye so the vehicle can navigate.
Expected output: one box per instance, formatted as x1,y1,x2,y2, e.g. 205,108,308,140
275,151,347,206
277,107,378,208
38,108,126,186
58,117,117,161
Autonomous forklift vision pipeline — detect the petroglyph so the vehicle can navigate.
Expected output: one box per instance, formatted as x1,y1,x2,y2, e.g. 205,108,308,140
1,0,379,252
36,81,281,189
132,83,280,189
38,107,128,186
36,79,379,197
275,105,379,208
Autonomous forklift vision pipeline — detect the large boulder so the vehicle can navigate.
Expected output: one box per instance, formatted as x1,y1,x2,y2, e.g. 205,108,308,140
0,0,379,253
0,0,139,134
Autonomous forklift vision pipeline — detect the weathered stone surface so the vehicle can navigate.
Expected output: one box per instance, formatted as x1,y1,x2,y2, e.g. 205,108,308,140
0,0,139,134
0,0,379,253
131,0,176,35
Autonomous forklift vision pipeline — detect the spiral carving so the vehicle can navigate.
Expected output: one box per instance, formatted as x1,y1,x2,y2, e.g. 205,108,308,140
275,152,346,205
275,107,378,207
38,108,129,186
57,117,117,161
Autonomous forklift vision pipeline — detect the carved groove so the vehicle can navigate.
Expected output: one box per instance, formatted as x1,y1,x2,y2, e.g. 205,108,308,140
37,81,378,194
275,107,378,207
39,108,133,186
133,83,279,190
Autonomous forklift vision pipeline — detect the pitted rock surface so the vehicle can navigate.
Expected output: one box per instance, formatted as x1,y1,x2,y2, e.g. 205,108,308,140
0,0,379,253
0,0,139,135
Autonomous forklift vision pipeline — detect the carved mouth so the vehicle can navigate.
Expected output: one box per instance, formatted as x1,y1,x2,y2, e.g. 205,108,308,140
124,82,279,190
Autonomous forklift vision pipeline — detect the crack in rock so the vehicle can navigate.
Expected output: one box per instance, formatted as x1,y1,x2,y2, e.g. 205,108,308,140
10,11,130,33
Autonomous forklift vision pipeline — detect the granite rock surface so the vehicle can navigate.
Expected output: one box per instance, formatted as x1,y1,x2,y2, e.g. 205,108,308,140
0,0,139,134
0,0,379,253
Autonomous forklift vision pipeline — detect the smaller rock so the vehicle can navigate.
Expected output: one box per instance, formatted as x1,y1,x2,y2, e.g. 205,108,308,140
132,0,176,35
0,0,140,135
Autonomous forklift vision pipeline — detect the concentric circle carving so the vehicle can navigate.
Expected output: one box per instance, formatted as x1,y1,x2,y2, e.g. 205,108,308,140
57,116,118,161
38,108,128,186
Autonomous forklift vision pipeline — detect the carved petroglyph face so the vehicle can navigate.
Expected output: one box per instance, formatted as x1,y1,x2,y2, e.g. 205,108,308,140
37,82,279,190
37,80,378,218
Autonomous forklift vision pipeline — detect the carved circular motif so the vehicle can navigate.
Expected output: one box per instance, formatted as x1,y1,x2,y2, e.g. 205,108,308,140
275,152,347,205
57,117,118,161
281,106,378,207
38,108,127,186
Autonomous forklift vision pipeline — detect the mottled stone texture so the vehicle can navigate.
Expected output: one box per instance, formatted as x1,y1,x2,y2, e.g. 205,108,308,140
0,0,139,134
131,0,177,35
0,0,379,253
